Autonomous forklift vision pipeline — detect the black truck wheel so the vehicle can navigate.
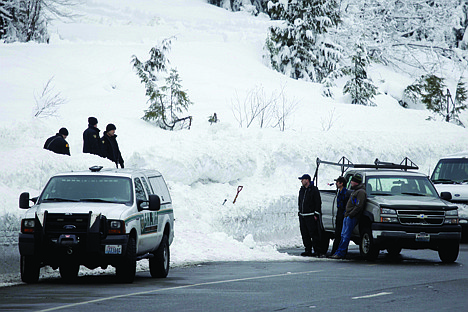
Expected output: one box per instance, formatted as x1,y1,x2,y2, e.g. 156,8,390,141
150,234,170,278
359,228,379,260
116,236,136,283
438,242,459,263
20,255,40,283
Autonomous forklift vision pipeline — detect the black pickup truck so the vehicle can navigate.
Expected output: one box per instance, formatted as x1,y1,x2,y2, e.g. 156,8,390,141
316,157,461,262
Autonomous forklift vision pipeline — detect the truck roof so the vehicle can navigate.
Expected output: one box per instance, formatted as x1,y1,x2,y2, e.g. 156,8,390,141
348,169,426,178
52,167,163,178
438,151,468,159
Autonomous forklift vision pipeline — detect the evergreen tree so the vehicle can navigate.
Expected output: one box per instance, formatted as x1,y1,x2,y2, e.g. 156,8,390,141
404,75,468,126
265,0,342,82
342,43,377,105
133,38,193,131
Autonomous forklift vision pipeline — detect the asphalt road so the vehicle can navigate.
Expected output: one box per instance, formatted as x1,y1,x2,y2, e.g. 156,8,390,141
1,244,467,312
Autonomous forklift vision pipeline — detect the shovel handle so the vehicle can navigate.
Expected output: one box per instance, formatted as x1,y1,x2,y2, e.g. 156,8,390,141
233,186,243,203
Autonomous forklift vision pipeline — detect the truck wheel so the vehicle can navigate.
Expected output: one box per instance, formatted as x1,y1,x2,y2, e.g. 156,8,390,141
150,234,170,278
59,263,80,281
359,228,379,261
20,255,40,283
116,236,136,283
438,242,459,263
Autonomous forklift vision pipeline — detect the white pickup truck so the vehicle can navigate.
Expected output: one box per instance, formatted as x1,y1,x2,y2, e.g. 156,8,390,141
316,157,461,263
18,166,174,283
430,152,468,242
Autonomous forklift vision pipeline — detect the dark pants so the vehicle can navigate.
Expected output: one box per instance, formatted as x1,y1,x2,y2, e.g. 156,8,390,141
299,215,322,254
331,211,345,255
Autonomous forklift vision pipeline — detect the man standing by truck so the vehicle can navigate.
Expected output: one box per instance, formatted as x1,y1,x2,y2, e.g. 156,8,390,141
298,174,324,257
331,173,366,259
330,176,350,256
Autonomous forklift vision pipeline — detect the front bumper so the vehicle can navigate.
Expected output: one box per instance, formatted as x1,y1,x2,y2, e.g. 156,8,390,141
371,223,461,250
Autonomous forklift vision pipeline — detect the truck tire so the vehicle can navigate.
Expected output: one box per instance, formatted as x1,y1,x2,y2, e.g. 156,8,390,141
116,236,136,283
438,242,459,263
20,255,40,283
359,228,379,261
150,234,170,278
59,263,80,281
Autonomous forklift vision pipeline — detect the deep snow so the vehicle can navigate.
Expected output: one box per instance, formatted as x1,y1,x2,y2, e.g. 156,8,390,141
1,0,468,286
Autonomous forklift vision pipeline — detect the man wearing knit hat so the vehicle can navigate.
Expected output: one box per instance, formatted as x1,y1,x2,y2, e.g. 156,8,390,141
83,116,101,156
44,127,70,156
101,123,124,168
331,173,367,259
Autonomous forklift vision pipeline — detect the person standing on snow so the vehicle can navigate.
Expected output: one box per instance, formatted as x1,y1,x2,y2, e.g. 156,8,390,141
298,174,324,257
83,117,101,156
44,128,70,156
101,123,124,168
330,176,350,256
331,173,367,259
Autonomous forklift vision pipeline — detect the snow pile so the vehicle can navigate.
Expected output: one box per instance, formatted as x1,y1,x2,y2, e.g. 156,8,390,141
1,0,468,285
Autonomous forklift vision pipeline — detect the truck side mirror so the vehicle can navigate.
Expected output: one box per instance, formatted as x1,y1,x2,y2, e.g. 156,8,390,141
440,192,452,201
149,194,161,211
19,192,31,209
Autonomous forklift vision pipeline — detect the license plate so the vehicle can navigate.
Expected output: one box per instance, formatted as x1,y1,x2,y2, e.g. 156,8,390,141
105,245,122,254
416,233,430,242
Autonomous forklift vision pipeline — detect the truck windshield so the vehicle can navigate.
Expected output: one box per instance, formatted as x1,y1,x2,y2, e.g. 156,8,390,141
38,175,133,205
431,158,468,184
366,176,438,197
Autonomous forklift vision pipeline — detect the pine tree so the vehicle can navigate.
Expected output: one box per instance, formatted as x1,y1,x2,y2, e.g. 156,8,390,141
342,43,377,106
265,0,342,82
404,75,468,126
133,38,193,131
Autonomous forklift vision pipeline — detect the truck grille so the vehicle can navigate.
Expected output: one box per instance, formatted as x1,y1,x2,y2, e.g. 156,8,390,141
45,213,90,235
397,210,444,225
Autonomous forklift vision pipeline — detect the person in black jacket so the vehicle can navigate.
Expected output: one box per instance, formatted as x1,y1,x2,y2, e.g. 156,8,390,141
44,128,70,156
298,174,324,257
83,117,101,155
101,123,124,168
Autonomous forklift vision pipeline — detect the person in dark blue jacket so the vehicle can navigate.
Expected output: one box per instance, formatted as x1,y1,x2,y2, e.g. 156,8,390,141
330,176,350,255
83,117,101,156
44,128,70,156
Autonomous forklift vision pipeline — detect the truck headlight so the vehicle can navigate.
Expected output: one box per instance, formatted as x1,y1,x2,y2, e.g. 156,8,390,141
381,217,399,223
381,208,396,215
108,220,125,235
21,219,35,234
445,209,458,216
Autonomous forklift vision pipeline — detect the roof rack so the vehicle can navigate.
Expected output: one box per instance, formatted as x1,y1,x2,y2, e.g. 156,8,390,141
312,156,418,186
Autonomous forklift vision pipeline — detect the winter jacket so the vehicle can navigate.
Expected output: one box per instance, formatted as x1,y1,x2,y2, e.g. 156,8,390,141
336,187,350,216
345,183,367,218
44,134,70,156
101,132,124,168
298,183,322,216
83,125,101,155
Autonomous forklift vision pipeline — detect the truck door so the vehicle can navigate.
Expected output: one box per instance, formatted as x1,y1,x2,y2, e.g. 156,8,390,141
134,177,158,253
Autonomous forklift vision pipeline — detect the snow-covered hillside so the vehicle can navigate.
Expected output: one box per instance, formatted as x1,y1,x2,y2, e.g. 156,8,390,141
1,0,468,283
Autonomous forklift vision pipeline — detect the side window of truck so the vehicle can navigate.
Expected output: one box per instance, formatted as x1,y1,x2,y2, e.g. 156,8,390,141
134,178,147,202
141,177,153,196
148,176,171,204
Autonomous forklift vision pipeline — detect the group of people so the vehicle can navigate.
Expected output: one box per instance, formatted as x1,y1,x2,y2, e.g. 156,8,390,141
43,117,124,168
297,172,367,259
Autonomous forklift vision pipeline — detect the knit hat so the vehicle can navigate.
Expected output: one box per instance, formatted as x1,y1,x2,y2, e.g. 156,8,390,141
351,173,363,184
106,123,116,132
88,117,98,126
59,127,69,136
